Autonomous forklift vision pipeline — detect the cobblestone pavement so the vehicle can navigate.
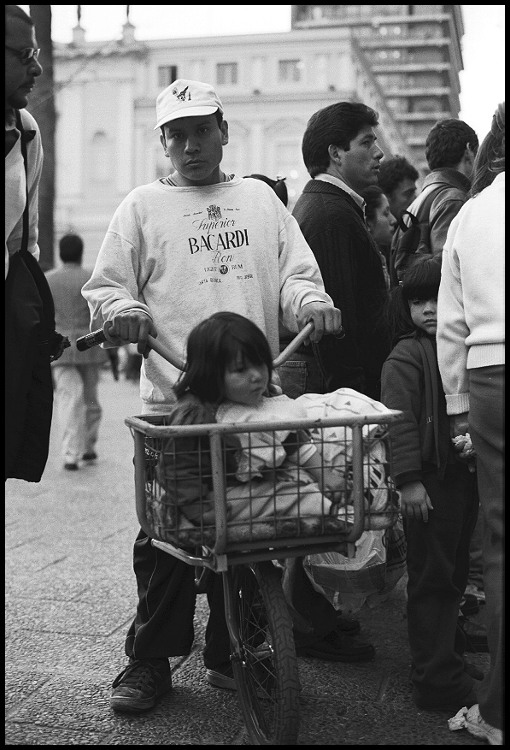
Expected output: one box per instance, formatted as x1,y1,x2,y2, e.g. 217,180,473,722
6,371,490,745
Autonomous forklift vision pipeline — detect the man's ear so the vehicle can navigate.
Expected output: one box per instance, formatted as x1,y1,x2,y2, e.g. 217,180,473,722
221,120,229,145
160,132,170,156
328,143,342,165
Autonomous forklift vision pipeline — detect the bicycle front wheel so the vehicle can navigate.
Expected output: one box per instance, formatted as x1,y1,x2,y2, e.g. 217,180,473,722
228,560,300,745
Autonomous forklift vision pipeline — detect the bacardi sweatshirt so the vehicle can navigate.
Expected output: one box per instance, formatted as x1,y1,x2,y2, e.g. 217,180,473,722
82,176,332,411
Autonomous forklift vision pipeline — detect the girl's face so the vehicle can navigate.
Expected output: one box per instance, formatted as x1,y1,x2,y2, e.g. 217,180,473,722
408,296,437,335
368,194,396,246
223,354,269,406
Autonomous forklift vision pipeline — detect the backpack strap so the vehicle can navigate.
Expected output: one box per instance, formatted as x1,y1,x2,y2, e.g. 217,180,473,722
397,183,445,233
13,109,61,353
15,110,30,255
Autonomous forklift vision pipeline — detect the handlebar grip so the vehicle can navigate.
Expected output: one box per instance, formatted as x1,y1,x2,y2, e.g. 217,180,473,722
272,321,314,368
76,329,106,351
76,328,185,370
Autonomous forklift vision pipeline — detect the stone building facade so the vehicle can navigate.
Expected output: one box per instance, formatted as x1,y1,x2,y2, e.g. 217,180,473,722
53,20,412,265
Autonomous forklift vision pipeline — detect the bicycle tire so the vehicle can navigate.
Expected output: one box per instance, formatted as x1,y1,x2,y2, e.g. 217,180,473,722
228,561,300,745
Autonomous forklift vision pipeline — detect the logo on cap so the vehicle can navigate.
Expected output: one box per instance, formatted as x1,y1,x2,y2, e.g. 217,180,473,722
173,86,190,102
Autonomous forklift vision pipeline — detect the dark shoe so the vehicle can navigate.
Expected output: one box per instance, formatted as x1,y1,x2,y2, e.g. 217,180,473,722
335,611,361,636
82,451,97,461
415,688,478,714
458,617,489,653
460,593,480,618
464,659,484,681
206,662,236,691
110,658,172,713
64,462,79,471
295,630,375,662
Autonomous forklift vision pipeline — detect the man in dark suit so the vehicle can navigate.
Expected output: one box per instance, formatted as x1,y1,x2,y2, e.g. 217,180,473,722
279,101,390,402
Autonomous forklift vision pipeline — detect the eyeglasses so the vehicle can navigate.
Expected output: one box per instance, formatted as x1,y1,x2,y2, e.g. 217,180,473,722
5,45,40,64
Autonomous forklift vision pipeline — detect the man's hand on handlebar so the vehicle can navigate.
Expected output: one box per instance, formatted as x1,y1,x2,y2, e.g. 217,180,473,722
103,312,157,358
296,302,343,344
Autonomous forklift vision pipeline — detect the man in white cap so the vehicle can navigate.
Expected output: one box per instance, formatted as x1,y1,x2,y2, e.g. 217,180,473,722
83,79,370,715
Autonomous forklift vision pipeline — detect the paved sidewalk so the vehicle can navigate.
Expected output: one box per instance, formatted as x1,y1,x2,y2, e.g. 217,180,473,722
6,372,490,745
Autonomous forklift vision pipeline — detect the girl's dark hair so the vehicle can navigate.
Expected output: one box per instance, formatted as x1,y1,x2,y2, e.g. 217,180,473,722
174,312,273,402
400,254,441,302
360,185,385,225
470,102,505,197
385,255,441,346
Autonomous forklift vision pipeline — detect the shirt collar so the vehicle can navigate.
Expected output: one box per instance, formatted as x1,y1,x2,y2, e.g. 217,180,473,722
315,172,366,213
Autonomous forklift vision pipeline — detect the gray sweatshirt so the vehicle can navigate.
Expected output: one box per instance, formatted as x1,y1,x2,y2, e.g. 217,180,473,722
82,175,332,410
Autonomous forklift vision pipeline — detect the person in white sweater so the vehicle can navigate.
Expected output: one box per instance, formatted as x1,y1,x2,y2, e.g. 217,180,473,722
82,79,368,714
437,103,504,746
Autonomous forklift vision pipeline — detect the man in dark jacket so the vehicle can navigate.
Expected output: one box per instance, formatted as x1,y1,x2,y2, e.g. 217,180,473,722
279,101,390,401
278,102,391,663
389,119,478,285
5,5,67,482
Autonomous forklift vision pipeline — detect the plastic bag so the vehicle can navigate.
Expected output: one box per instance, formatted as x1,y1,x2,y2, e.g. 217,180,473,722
303,518,406,614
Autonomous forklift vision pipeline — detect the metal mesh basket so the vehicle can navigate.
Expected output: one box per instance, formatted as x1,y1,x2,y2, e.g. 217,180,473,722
126,411,402,564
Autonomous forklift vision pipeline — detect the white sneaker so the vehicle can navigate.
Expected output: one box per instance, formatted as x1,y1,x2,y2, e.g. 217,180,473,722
460,704,503,745
464,583,486,603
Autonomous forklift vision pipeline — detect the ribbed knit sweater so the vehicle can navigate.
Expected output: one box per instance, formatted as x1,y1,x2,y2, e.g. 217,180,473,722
437,172,505,415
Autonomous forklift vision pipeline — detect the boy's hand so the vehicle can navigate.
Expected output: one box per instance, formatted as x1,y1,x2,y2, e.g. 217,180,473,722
400,480,433,523
296,302,343,343
104,312,157,358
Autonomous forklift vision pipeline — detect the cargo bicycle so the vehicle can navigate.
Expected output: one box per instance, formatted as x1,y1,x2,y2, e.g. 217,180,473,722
78,323,403,745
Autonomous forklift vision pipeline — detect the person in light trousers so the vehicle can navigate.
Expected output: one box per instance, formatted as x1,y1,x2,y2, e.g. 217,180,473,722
46,234,108,470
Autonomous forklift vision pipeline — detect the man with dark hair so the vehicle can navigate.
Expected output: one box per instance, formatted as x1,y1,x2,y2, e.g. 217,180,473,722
277,101,391,663
82,78,349,714
5,5,67,482
377,155,419,222
46,234,108,470
390,119,479,284
280,101,390,402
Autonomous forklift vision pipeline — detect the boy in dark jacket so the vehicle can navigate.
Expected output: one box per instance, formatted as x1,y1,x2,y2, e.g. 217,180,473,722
381,256,479,713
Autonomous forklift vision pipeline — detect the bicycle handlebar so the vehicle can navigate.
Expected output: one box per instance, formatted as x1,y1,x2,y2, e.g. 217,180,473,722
76,320,317,371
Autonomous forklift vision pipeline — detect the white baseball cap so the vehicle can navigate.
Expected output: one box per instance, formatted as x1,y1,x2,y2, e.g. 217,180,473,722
154,79,224,130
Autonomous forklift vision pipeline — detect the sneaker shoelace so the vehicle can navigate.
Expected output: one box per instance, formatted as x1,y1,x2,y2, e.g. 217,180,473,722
112,660,165,690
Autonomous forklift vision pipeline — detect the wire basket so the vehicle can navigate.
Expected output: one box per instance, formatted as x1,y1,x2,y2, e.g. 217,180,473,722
126,410,402,565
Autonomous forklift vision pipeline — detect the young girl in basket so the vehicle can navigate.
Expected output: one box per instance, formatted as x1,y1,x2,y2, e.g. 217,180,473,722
154,311,347,541
380,255,480,714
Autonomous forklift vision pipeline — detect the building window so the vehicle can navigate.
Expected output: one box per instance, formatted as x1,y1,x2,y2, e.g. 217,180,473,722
158,65,178,88
412,97,442,113
216,62,238,85
278,59,303,83
409,23,442,39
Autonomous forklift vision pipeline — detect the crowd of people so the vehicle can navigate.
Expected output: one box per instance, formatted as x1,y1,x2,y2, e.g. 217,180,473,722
6,5,504,746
